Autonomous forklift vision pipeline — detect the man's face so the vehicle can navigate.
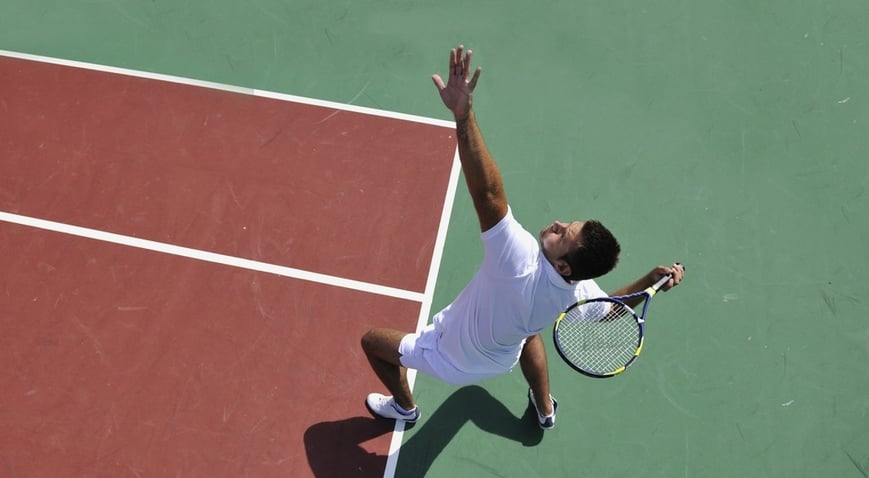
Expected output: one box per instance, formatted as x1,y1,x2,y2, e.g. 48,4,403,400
539,220,584,264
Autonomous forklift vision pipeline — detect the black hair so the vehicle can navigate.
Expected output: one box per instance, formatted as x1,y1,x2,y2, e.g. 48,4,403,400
560,220,620,281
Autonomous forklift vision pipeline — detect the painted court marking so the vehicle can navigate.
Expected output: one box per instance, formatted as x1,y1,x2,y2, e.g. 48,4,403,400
0,48,458,304
0,49,462,478
0,210,426,302
383,148,460,478
0,49,455,129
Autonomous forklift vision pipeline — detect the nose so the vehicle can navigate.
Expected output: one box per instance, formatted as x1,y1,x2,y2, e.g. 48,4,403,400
547,222,562,235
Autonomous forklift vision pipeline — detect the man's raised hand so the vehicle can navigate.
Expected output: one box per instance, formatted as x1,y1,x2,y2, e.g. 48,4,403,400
432,44,482,121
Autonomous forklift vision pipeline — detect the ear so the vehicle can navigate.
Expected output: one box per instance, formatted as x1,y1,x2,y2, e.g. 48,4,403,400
554,259,572,278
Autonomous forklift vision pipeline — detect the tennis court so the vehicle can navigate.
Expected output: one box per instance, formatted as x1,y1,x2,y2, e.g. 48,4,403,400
2,2,868,477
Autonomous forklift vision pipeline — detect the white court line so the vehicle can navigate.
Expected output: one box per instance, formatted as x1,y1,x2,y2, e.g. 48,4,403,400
0,49,455,129
0,47,462,476
0,211,426,302
382,148,460,478
0,48,459,303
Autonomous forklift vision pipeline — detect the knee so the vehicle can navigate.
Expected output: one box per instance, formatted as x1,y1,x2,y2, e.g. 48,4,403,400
361,329,375,352
361,328,404,363
361,328,387,355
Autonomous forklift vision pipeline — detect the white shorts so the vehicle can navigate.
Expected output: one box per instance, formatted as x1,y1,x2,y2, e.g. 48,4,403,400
398,324,505,386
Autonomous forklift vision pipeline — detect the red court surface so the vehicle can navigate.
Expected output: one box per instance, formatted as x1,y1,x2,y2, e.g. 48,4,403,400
0,55,457,477
0,55,456,292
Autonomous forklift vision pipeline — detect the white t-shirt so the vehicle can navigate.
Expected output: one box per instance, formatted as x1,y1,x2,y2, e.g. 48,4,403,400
432,208,607,375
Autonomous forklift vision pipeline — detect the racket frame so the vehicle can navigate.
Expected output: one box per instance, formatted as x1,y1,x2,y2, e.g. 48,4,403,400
553,274,671,378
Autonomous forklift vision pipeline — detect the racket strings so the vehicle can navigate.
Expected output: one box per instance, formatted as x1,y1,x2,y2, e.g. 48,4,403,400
556,301,641,375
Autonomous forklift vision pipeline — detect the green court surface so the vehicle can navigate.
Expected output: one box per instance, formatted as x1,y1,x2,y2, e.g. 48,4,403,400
2,1,868,477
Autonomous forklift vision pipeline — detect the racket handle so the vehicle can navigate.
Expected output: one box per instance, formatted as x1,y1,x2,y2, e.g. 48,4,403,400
650,263,684,292
651,274,671,292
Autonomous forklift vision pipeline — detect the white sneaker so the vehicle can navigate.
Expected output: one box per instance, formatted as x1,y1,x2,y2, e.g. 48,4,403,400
365,393,420,422
528,388,558,430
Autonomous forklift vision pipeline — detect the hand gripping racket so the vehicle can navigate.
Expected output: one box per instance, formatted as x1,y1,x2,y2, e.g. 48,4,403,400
553,271,677,378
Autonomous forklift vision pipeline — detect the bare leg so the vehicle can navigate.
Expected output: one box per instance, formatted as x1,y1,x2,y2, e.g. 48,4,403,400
519,334,553,415
361,328,416,410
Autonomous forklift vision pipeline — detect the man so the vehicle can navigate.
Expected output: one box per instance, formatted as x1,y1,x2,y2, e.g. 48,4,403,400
361,45,685,429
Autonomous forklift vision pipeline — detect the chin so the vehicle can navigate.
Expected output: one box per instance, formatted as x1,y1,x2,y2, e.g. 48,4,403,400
539,240,555,260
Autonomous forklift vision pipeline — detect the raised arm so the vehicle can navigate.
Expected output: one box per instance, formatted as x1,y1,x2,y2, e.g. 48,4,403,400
432,45,507,232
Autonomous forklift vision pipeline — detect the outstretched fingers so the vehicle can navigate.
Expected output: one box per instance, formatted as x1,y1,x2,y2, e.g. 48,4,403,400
449,46,459,79
435,44,481,85
468,66,482,90
448,45,475,79
433,44,483,117
432,74,446,91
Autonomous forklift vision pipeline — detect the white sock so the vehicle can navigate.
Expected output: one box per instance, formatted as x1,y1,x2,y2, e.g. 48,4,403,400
392,400,417,415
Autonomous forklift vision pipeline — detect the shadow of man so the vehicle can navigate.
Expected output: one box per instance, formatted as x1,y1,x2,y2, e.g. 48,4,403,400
304,386,540,477
304,416,394,478
396,385,542,477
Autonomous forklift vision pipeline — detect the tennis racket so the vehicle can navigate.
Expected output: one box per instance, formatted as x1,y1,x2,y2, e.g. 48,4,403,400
552,272,676,378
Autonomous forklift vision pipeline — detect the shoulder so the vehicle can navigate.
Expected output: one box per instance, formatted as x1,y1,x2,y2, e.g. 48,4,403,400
481,207,517,238
481,207,536,249
480,207,540,276
574,279,608,300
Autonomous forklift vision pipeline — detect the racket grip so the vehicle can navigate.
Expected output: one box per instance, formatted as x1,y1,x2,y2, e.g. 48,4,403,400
651,263,684,292
651,274,671,292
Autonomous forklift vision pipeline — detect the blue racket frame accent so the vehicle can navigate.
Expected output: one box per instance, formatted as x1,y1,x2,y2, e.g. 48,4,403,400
553,273,673,378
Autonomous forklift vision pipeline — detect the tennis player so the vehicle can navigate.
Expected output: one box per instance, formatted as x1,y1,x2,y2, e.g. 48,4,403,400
362,44,685,429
